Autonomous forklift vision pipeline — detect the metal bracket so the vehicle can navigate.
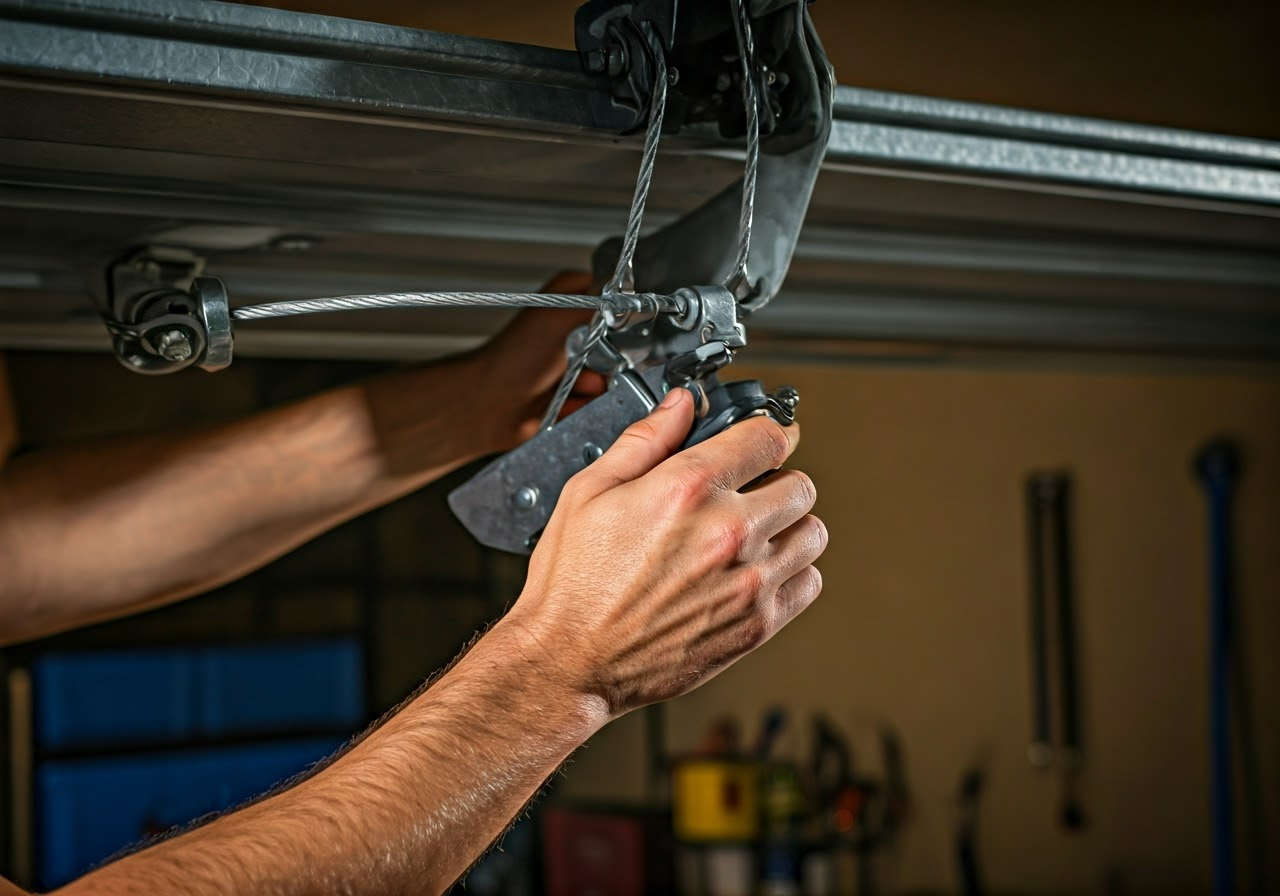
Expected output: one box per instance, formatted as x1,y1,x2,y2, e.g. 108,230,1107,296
448,2,830,553
449,362,799,554
104,248,233,375
576,0,813,141
589,0,834,312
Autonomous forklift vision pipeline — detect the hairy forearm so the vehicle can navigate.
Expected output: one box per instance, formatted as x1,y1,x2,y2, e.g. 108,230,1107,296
58,617,605,896
0,356,499,644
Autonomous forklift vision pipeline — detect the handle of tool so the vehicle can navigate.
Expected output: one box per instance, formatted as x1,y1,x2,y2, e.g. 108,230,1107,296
1049,475,1087,831
1048,477,1081,758
1024,476,1053,768
1195,439,1240,896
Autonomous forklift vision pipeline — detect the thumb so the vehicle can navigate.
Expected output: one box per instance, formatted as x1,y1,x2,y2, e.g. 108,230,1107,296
581,387,693,494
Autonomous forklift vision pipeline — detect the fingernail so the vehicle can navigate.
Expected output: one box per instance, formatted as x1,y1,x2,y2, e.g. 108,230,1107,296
659,388,684,409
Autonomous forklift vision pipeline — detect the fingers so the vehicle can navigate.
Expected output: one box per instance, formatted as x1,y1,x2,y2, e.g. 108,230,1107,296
674,416,801,495
773,564,824,627
767,514,828,585
578,388,695,495
737,470,819,548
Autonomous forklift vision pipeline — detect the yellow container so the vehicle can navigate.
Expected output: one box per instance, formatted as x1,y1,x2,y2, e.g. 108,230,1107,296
672,759,760,842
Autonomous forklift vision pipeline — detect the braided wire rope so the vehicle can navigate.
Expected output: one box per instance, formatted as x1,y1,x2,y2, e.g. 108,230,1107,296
230,291,676,321
724,0,761,295
537,34,671,431
228,10,761,432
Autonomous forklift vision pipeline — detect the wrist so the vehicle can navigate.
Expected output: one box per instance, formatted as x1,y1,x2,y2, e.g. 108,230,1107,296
484,608,612,741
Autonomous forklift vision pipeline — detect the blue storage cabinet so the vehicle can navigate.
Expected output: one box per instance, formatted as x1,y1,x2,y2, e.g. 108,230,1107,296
34,640,364,749
33,650,197,750
29,639,364,888
38,739,345,887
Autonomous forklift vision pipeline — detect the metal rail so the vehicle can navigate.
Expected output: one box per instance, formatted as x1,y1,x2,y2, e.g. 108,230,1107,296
1,0,1278,359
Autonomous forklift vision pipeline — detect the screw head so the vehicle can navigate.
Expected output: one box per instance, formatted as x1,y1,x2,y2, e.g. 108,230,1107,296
154,329,193,362
513,485,540,510
583,443,604,465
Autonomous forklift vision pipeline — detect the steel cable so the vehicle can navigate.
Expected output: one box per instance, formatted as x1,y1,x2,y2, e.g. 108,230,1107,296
724,0,761,296
538,36,671,431
230,291,676,321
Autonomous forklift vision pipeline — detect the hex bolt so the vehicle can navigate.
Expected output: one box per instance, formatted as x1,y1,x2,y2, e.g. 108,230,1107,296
583,443,604,465
154,329,193,362
513,485,540,510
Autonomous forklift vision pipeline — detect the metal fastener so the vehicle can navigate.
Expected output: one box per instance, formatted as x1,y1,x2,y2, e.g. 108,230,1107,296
513,485,540,510
154,329,193,362
583,443,604,464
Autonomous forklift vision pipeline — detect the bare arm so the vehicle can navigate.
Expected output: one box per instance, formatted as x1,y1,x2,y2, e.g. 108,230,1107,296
0,297,602,645
43,388,826,896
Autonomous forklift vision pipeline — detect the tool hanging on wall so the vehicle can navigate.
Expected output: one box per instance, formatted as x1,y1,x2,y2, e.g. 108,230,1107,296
955,761,986,896
1024,472,1086,832
1193,439,1247,896
807,715,910,896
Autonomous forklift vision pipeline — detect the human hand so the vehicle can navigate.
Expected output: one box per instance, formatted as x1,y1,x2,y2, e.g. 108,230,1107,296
465,270,608,453
506,387,827,719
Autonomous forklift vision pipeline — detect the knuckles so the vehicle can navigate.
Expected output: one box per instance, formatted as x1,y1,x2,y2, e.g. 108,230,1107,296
795,471,818,507
729,564,766,613
802,564,824,599
557,470,593,507
778,469,818,512
704,512,751,567
669,454,721,509
751,418,793,470
800,513,829,557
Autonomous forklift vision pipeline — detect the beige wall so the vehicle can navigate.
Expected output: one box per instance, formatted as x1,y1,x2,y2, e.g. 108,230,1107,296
560,360,1280,894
